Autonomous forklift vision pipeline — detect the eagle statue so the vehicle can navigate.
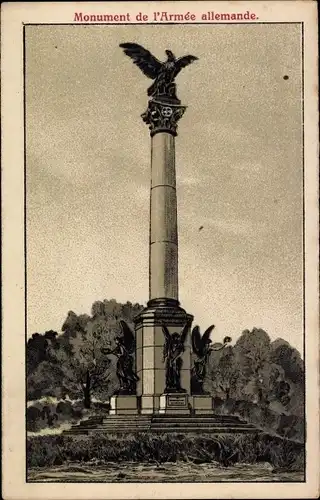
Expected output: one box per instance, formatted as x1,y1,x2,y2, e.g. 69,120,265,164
119,42,198,100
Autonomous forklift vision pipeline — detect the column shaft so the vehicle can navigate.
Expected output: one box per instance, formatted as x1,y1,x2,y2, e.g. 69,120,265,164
149,132,178,301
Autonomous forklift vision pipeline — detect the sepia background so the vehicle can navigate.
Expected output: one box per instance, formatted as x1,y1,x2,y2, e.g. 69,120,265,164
25,24,303,352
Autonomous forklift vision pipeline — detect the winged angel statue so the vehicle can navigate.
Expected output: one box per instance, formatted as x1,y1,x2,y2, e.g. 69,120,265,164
101,320,139,395
119,42,198,101
162,322,191,393
192,325,232,394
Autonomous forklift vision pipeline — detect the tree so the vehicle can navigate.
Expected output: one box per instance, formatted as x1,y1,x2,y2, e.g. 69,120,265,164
234,328,271,374
27,360,65,400
206,342,255,401
233,328,272,404
91,299,143,325
270,338,304,384
270,338,304,417
27,330,59,376
27,299,144,405
204,346,240,399
216,348,240,400
61,311,90,342
51,318,115,408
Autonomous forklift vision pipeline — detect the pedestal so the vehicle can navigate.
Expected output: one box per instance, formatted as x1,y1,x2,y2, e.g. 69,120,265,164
159,392,190,414
134,301,193,414
110,395,138,415
192,395,214,415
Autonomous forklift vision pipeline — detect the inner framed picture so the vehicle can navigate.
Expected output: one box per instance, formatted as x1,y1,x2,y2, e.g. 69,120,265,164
1,1,319,499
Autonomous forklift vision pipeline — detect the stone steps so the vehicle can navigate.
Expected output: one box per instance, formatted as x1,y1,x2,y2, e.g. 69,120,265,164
64,426,258,436
63,413,259,436
152,416,243,423
78,416,151,426
64,427,151,436
78,416,246,427
151,422,256,429
150,426,259,434
94,424,151,429
153,414,240,419
89,424,254,431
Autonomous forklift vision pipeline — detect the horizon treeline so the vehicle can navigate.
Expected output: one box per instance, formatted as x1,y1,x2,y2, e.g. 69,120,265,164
27,298,304,422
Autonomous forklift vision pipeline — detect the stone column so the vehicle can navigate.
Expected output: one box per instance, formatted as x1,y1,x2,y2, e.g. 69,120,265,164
150,131,178,302
143,99,186,306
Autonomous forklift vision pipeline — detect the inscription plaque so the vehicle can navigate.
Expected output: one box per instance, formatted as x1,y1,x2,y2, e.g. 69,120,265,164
167,394,187,407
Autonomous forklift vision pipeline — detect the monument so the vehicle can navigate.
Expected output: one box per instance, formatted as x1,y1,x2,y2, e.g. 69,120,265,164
105,43,197,415
108,42,223,416
65,43,258,435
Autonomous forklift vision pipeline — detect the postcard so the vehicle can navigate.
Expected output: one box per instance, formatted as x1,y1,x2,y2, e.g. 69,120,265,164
1,1,319,498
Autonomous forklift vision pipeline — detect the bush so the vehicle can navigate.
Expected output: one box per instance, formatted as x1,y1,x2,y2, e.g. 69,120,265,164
27,432,304,471
27,406,43,432
27,398,87,433
213,399,304,442
56,401,73,416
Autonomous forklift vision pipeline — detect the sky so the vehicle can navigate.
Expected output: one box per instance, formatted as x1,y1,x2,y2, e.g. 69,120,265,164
25,23,303,353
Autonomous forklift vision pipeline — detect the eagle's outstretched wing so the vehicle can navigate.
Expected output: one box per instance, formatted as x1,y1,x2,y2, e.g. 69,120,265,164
119,43,163,80
173,55,198,78
119,320,135,353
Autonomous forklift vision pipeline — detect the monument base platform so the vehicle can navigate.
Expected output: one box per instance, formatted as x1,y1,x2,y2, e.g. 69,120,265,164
108,394,216,415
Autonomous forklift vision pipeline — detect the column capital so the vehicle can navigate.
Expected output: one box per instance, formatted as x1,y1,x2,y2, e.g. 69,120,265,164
141,99,187,137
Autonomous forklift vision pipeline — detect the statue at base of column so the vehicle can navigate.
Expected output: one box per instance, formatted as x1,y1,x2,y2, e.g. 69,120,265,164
101,320,139,395
162,321,190,393
191,325,232,395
